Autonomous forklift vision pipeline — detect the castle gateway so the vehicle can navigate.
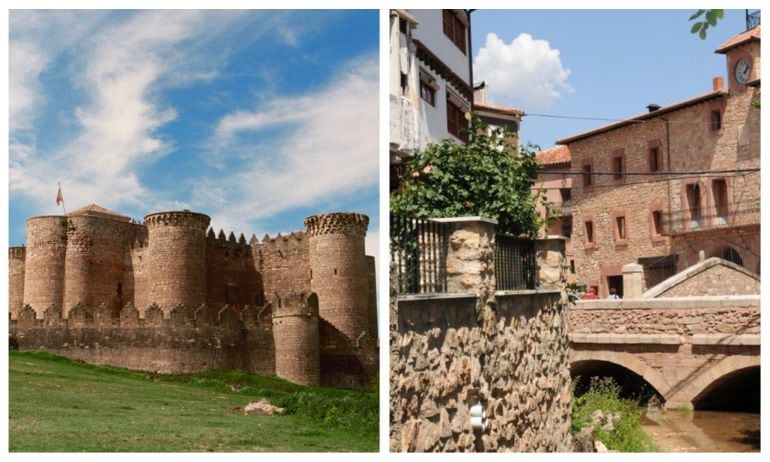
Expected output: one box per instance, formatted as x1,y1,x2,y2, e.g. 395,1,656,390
9,204,378,389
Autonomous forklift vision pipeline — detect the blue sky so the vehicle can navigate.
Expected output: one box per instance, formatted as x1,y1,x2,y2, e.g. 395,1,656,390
471,9,750,151
9,10,379,252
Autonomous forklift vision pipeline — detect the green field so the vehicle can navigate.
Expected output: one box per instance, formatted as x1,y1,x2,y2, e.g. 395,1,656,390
9,351,378,452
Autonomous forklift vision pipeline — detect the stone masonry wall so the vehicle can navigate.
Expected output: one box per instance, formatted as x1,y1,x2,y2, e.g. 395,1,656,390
654,261,759,298
9,303,275,375
205,230,262,309
145,211,210,313
257,232,311,303
272,292,320,386
391,219,572,452
23,216,68,317
9,247,25,319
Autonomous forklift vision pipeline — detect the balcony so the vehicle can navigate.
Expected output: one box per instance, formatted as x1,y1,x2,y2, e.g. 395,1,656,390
662,201,760,235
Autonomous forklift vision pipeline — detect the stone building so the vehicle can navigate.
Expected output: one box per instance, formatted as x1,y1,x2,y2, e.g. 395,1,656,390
9,204,377,389
555,25,760,297
533,145,575,283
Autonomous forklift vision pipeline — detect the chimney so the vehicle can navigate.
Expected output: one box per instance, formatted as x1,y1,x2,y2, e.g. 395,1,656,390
713,76,724,92
646,104,661,113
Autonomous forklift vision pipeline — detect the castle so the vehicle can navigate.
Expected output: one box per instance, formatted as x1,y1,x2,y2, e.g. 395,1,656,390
8,204,378,389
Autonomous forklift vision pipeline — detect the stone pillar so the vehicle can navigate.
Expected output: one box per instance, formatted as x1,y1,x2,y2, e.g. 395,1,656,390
622,263,644,299
535,237,567,290
434,217,497,295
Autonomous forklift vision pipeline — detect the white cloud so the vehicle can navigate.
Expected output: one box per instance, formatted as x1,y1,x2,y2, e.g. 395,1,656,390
201,55,379,220
474,32,572,110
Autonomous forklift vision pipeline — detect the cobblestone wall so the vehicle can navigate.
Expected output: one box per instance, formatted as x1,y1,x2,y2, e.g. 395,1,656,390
390,219,572,452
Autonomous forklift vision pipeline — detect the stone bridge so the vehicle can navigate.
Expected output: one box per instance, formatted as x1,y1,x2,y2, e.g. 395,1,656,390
568,295,760,409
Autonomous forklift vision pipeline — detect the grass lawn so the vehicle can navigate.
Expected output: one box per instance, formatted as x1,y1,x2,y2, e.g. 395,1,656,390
9,351,378,452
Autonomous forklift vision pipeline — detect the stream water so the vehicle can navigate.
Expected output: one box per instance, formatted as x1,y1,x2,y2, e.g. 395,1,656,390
641,409,760,452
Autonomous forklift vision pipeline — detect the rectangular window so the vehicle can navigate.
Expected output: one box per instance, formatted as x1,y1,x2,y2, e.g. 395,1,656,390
615,216,626,240
562,223,572,238
570,259,576,274
560,188,572,202
442,10,467,53
649,147,660,172
712,179,728,224
582,164,593,187
686,183,702,229
420,81,435,106
612,156,624,180
585,220,594,244
419,70,437,106
710,110,722,131
446,97,467,142
651,210,663,236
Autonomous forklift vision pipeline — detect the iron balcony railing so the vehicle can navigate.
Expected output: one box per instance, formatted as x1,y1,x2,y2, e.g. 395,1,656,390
747,10,761,30
662,201,760,235
494,234,537,291
390,214,447,294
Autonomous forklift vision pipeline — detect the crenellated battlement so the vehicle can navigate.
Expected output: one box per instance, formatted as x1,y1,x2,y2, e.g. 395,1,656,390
304,213,368,237
10,204,376,389
144,210,210,230
9,246,26,259
12,302,271,330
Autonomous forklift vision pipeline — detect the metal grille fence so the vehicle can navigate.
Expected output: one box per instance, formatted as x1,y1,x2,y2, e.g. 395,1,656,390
390,215,447,294
494,234,537,291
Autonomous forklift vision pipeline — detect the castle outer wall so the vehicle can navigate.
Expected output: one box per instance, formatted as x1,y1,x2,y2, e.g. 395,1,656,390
9,206,377,390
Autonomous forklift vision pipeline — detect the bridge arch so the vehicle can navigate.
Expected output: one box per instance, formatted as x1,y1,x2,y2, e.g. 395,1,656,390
570,350,669,401
670,356,760,410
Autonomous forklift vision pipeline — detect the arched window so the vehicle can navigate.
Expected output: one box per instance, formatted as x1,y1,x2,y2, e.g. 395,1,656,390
714,246,743,267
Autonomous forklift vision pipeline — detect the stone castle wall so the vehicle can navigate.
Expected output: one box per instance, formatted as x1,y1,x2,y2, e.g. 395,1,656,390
8,247,25,319
10,303,275,375
257,232,311,301
10,208,377,390
205,230,262,309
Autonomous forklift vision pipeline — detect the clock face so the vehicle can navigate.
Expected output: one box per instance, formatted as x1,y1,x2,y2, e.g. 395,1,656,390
734,59,750,85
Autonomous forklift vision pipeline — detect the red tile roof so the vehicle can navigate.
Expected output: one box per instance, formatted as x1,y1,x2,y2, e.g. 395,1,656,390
556,90,725,145
536,145,570,165
715,25,761,54
474,101,524,117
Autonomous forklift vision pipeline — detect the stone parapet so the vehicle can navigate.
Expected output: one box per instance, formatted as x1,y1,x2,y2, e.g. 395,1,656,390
304,213,369,237
535,237,567,289
434,217,497,295
144,210,210,230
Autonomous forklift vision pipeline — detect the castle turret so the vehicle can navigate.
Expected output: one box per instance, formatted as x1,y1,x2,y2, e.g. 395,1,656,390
304,213,370,341
22,216,68,317
144,210,210,313
271,291,320,386
9,247,26,319
62,206,137,316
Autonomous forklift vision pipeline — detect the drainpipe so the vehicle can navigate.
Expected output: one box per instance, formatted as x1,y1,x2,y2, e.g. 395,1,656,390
466,9,475,112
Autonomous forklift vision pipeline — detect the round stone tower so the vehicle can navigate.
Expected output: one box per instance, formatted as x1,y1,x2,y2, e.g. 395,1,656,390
23,216,68,317
304,212,369,341
271,291,320,386
62,210,136,316
8,247,26,319
144,210,210,313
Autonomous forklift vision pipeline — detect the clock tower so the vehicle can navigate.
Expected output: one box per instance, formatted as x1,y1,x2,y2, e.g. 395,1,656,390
715,24,761,91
